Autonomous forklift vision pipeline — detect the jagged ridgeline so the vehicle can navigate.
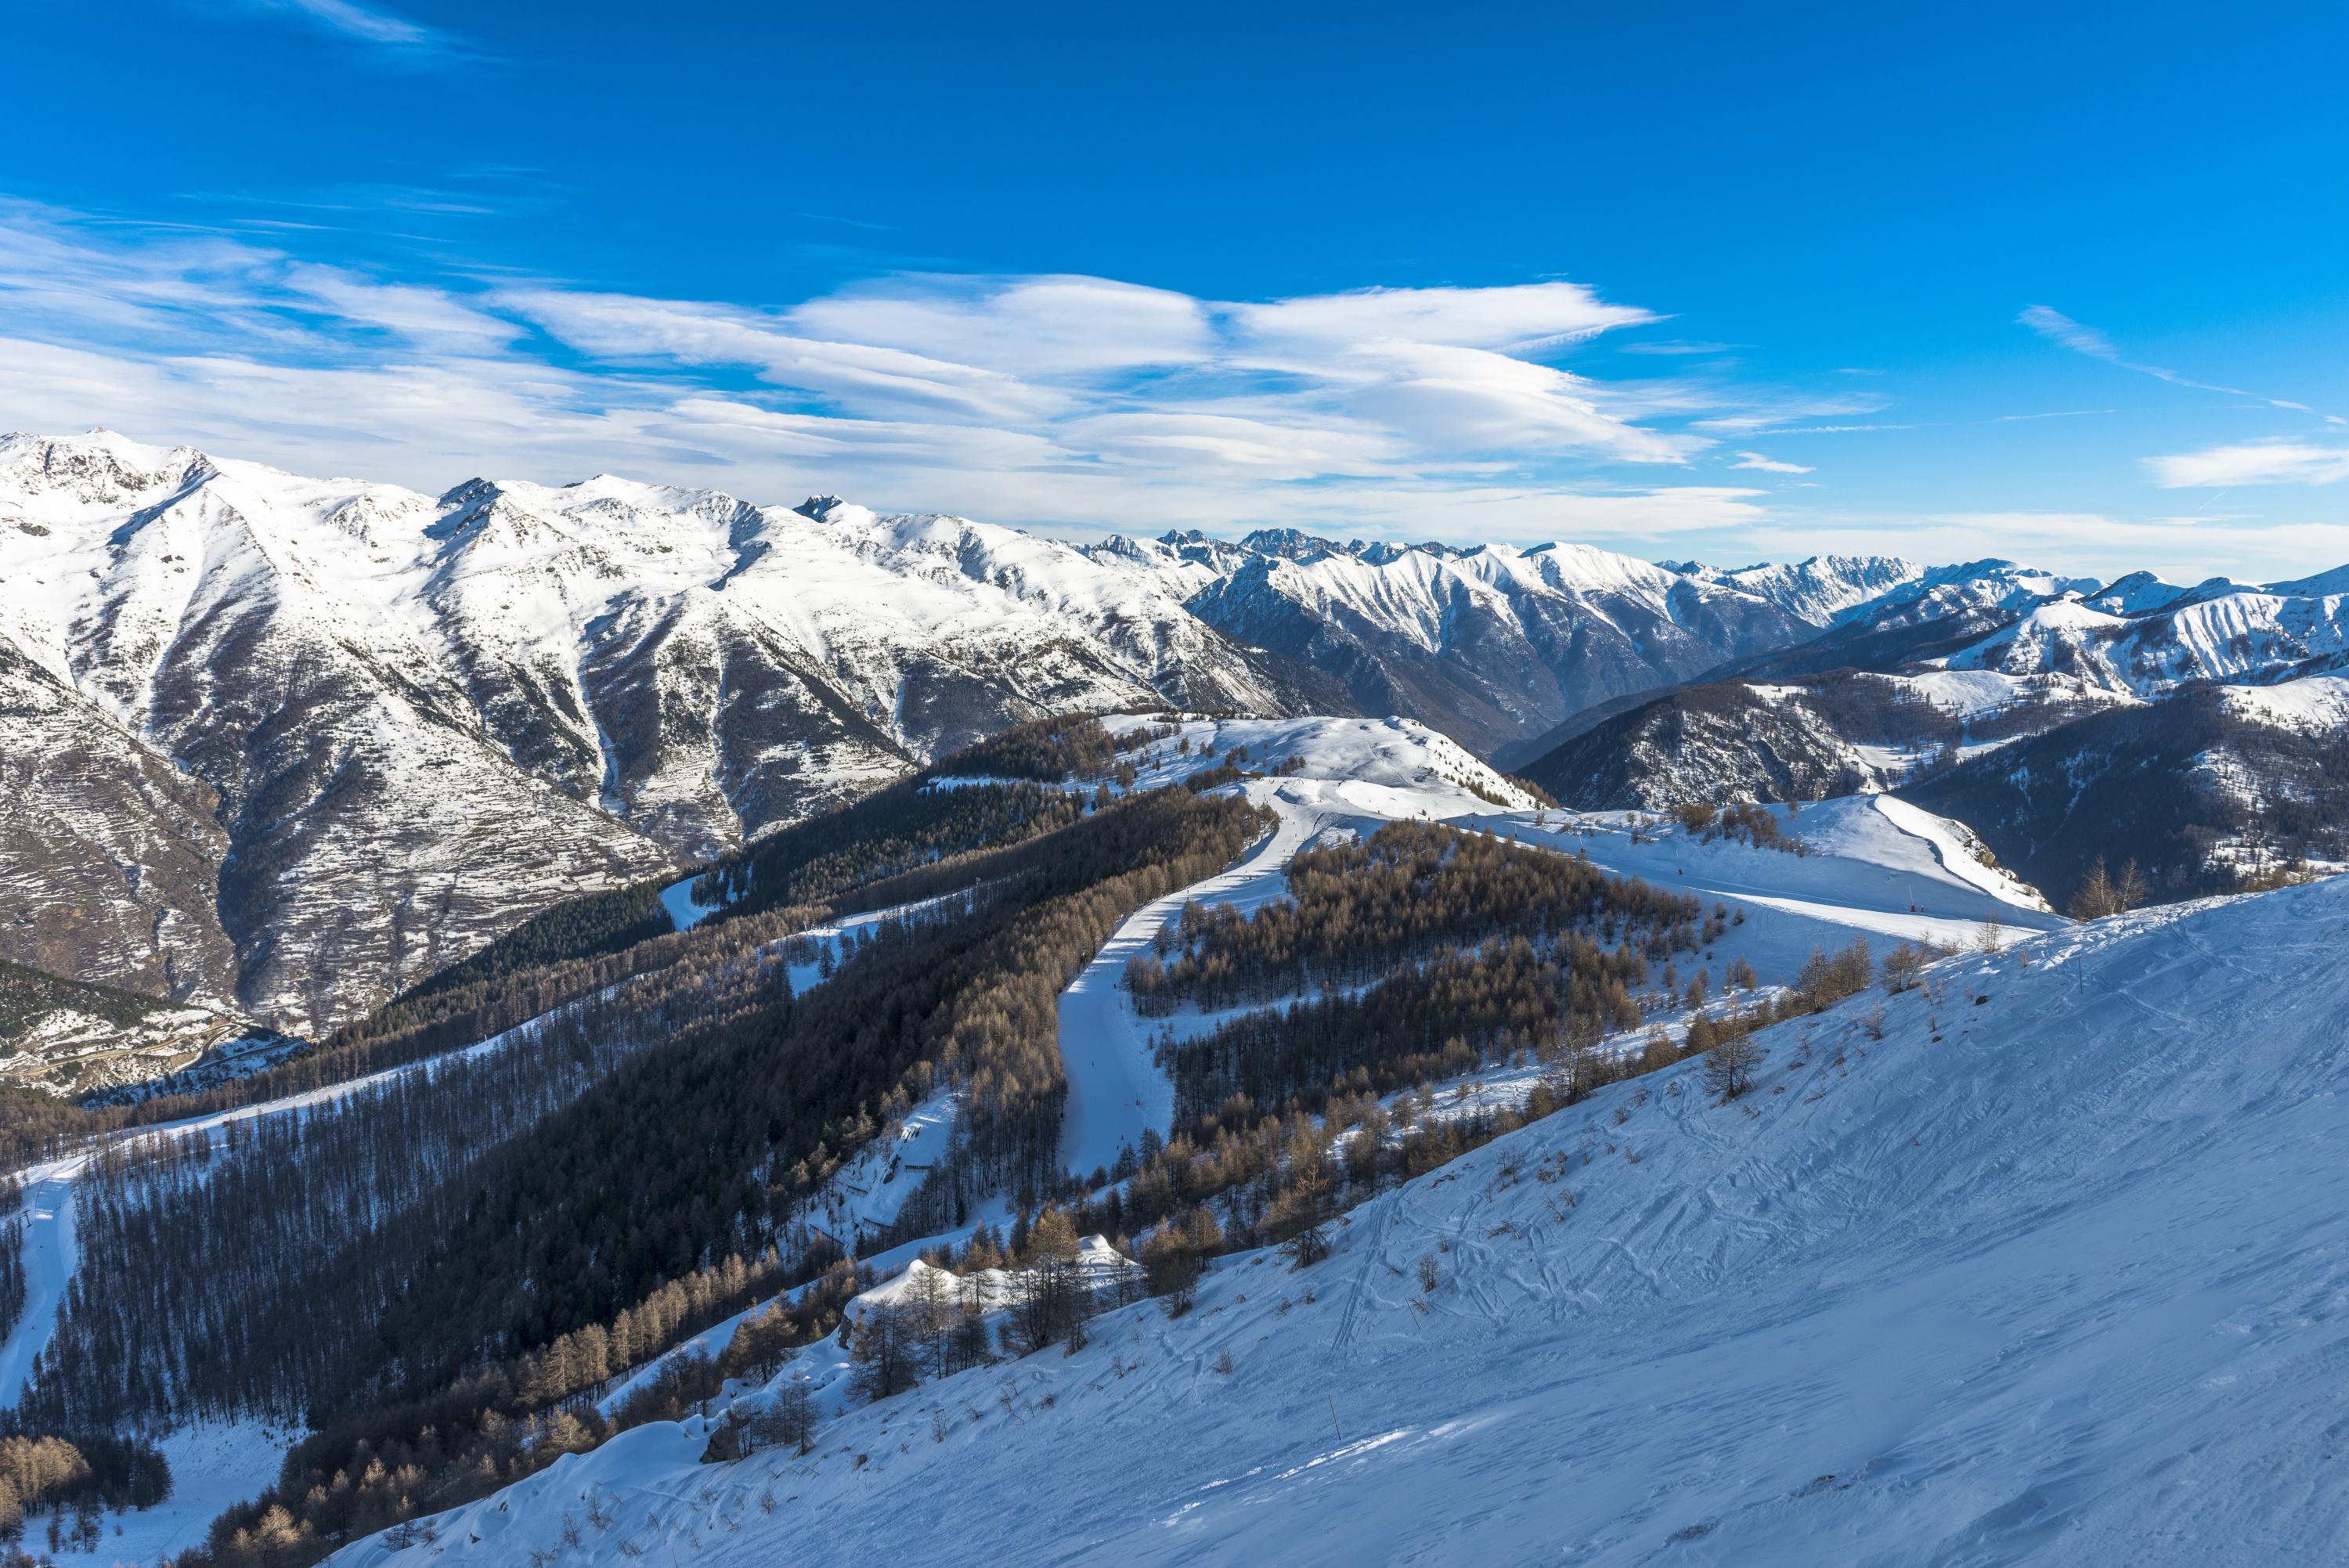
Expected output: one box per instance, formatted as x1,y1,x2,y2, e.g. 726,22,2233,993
17,722,1265,1463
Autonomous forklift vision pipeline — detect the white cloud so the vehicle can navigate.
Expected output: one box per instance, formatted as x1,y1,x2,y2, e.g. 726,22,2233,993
2148,439,2349,488
496,288,1069,423
2019,305,2317,414
2016,305,2117,359
1618,340,1739,356
1229,281,1652,354
785,275,1213,379
1730,451,1812,474
241,0,462,56
9,199,2337,578
1689,394,1886,434
272,0,428,43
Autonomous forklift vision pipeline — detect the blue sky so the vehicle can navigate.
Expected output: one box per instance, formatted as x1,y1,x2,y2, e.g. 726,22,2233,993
3,0,2347,579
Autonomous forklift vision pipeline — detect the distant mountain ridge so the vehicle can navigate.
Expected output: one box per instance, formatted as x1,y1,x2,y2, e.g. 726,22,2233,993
1089,527,1926,755
1514,555,2349,904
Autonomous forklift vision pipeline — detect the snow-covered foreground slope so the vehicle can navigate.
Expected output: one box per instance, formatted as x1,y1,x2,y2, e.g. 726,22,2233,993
335,871,2349,1567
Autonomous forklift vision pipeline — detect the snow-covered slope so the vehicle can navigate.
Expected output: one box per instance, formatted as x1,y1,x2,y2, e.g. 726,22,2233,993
2218,674,2349,730
2084,569,2190,615
1685,552,1926,624
1943,584,2349,697
1842,557,2106,632
330,866,2349,1568
1047,716,2041,1193
1045,716,1543,1181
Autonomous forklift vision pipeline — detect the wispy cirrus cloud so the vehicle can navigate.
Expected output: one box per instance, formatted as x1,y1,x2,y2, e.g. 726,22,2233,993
1689,393,1888,436
1617,340,1739,357
2019,305,2326,418
226,0,472,61
2148,439,2349,488
1730,451,1812,474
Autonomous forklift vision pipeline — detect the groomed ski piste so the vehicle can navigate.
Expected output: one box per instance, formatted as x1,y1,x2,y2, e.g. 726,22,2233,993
328,830,2349,1566
1047,716,2061,1186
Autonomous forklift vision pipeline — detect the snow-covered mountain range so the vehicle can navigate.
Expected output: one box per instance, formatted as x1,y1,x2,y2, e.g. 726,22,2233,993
1096,528,1925,755
1514,558,2349,903
0,432,1330,1031
8,427,2349,1033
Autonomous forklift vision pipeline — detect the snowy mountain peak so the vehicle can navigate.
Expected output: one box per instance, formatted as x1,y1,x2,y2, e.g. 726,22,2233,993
0,427,208,506
2085,569,2188,615
1236,525,1351,562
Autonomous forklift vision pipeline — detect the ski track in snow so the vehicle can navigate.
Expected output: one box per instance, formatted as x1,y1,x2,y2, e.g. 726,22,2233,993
658,870,720,932
1052,715,1539,1180
1056,781,1330,1179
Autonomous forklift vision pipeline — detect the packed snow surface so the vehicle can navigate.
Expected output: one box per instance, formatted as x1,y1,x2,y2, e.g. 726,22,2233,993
658,871,721,932
331,869,2349,1567
2218,675,2349,730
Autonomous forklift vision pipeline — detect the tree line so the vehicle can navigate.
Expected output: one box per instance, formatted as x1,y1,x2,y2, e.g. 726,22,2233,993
176,1259,867,1568
1124,821,1703,1016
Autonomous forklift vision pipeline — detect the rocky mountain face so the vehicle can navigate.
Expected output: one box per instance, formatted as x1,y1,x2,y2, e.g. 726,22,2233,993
0,957,292,1101
1943,582,2349,693
1521,682,1884,809
1088,529,1925,757
0,433,1334,1033
1896,684,2349,906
